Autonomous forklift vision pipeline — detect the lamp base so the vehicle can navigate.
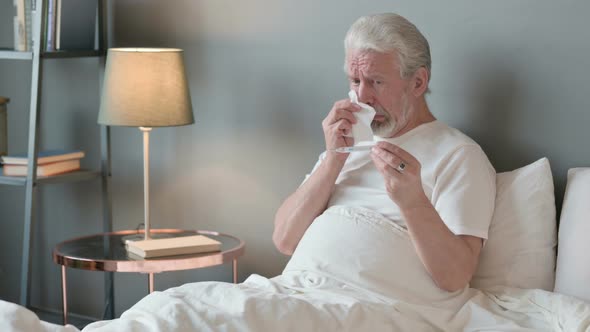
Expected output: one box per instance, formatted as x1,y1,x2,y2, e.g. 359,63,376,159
122,232,175,244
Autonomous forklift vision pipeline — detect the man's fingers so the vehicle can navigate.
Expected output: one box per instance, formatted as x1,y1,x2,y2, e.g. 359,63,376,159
336,109,358,123
328,100,360,120
372,148,404,171
371,152,400,179
327,108,358,126
323,99,361,131
328,119,352,137
335,119,352,131
332,99,362,112
374,141,420,166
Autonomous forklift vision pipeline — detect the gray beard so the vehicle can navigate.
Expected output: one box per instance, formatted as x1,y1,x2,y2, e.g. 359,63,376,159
371,95,411,138
371,115,396,137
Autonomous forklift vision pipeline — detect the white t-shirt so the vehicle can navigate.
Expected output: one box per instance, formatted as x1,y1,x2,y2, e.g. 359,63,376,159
304,120,496,239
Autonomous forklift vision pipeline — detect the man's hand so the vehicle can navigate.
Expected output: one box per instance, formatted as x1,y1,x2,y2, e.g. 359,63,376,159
322,99,360,159
370,141,429,210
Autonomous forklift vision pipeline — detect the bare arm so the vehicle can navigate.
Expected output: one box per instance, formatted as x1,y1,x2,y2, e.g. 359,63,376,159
371,142,483,291
273,99,360,255
272,155,345,255
401,198,482,291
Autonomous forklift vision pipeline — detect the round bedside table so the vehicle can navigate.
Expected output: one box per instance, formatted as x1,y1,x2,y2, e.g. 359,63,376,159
53,229,245,325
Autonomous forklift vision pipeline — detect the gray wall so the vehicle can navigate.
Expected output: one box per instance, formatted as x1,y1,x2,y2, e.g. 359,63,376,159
1,0,589,319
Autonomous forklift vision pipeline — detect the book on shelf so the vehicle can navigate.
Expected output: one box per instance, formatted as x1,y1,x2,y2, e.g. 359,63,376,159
13,0,27,51
12,0,34,51
2,158,80,176
55,0,97,50
0,149,84,165
25,0,33,51
125,235,222,259
44,0,57,51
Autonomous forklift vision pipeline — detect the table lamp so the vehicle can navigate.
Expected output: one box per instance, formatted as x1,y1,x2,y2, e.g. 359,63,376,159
98,48,194,241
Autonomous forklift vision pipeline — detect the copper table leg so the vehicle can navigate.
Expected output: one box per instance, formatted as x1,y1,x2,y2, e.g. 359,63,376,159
61,265,68,325
233,259,238,284
148,273,154,293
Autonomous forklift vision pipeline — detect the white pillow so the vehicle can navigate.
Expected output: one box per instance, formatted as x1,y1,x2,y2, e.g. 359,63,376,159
471,157,557,291
554,168,590,302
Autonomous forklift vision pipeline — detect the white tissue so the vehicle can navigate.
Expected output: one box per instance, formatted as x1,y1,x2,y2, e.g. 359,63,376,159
348,90,376,144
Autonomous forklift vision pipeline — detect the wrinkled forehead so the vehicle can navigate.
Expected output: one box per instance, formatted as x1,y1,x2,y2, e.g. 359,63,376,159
344,49,400,76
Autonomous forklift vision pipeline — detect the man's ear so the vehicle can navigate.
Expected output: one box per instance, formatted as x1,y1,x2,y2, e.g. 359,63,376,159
411,67,429,97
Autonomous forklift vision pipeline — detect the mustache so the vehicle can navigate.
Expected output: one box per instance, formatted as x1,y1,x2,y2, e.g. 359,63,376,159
373,107,389,117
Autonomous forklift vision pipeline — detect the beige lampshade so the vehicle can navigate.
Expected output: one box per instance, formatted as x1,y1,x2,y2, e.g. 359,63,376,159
98,48,194,127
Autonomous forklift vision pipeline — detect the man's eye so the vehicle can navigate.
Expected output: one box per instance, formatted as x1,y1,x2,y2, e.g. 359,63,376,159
375,80,383,85
350,79,360,86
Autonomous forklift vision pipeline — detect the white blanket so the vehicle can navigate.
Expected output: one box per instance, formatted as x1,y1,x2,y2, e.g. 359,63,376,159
1,206,589,331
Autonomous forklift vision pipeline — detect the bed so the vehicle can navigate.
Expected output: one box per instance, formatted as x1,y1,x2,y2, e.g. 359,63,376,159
1,157,589,331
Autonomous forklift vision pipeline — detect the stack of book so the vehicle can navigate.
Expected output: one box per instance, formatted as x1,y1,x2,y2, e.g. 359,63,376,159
0,149,84,177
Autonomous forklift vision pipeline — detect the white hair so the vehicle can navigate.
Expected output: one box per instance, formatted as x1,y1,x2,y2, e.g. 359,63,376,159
344,13,431,83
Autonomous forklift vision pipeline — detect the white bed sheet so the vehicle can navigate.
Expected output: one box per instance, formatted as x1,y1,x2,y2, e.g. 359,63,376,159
1,206,589,331
1,273,589,332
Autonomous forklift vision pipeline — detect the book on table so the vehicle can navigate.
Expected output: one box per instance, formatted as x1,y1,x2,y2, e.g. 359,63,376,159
0,149,84,165
125,235,222,259
2,158,80,177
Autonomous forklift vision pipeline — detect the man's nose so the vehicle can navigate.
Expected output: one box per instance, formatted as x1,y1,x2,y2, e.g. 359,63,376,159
358,83,374,106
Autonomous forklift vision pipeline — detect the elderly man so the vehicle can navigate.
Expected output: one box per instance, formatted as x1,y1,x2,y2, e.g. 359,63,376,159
273,13,495,293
